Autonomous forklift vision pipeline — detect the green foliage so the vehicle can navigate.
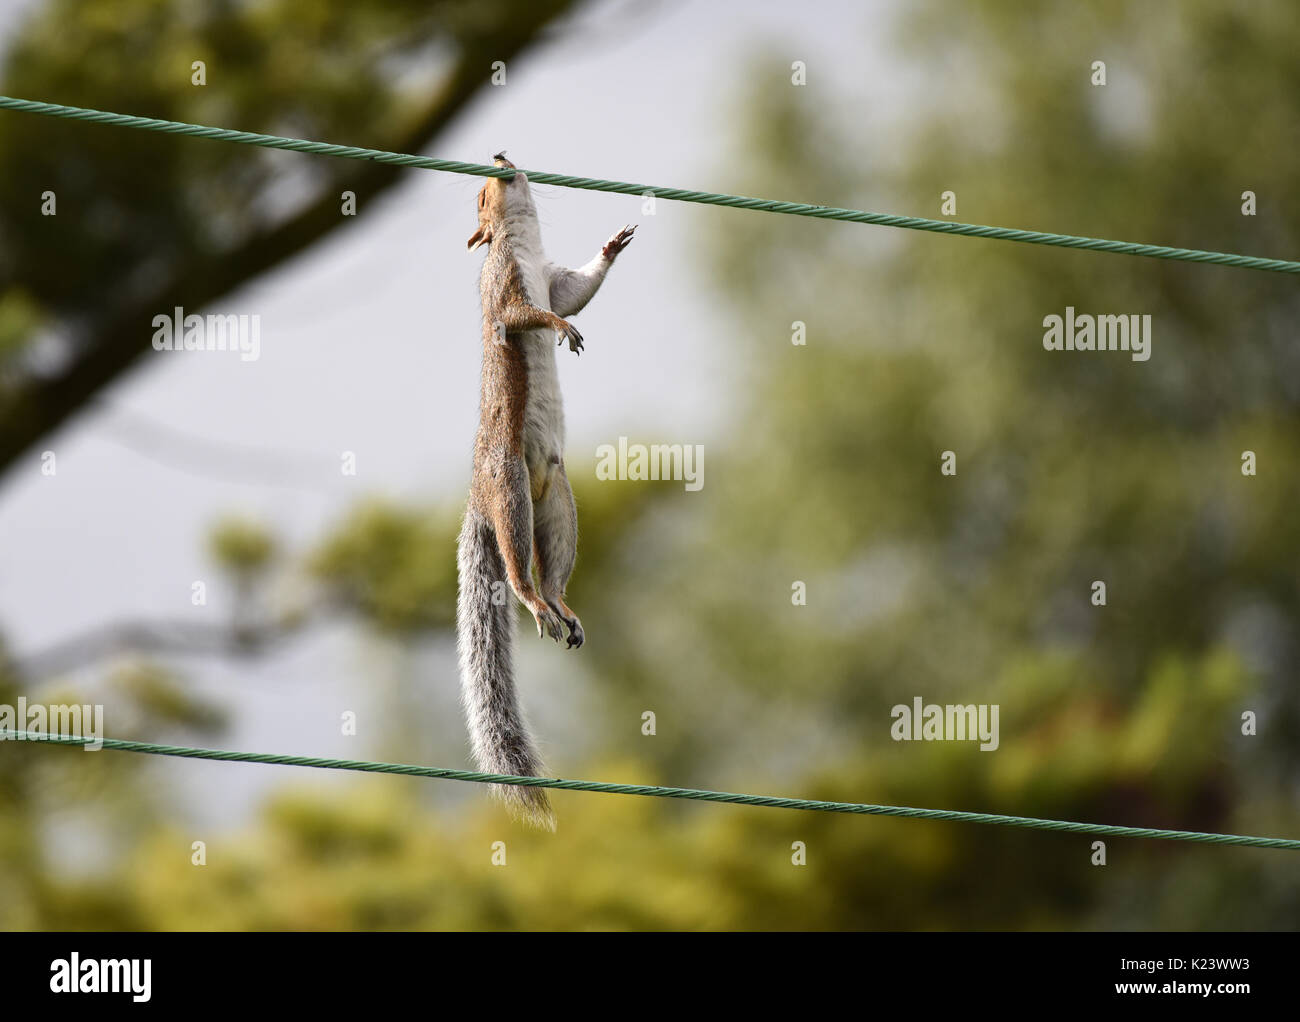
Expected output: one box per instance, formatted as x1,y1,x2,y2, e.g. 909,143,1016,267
0,289,41,361
208,515,276,575
27,657,1298,931
111,663,228,732
0,0,545,315
310,501,459,632
593,0,1300,808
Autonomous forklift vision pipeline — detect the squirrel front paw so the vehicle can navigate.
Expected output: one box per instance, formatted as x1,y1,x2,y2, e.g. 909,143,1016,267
553,318,584,355
602,224,637,259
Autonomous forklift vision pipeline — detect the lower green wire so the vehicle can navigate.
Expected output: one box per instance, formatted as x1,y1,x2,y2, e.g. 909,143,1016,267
3,730,1297,849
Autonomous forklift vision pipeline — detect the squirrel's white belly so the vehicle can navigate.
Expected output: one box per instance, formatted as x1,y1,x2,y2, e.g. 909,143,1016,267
512,235,565,473
522,334,565,466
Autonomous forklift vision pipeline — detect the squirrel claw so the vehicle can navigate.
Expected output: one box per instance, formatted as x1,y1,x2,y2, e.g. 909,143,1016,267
534,606,565,643
603,224,637,259
556,320,584,354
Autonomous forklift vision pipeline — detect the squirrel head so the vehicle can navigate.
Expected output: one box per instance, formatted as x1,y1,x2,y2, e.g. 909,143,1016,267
467,153,531,252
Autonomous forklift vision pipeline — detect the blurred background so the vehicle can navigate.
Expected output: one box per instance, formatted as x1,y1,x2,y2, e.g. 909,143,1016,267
0,0,1297,930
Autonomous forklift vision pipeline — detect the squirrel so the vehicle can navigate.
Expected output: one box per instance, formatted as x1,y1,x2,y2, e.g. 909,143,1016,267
458,153,635,828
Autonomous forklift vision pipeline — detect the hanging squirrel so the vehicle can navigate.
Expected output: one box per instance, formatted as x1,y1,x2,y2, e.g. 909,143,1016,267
458,153,635,828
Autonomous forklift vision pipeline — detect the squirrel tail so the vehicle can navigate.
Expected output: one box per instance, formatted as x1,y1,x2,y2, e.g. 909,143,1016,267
456,508,556,830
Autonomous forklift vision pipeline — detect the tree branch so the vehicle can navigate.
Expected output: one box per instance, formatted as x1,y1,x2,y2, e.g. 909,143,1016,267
12,607,335,682
0,1,576,479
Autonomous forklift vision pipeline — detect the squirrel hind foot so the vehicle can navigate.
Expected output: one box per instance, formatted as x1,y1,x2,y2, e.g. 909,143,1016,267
560,610,584,648
542,595,583,648
532,604,565,643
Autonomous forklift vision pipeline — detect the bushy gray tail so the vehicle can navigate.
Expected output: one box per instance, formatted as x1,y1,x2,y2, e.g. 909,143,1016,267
456,509,555,830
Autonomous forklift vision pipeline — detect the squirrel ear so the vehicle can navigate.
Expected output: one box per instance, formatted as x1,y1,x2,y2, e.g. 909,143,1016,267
467,224,492,251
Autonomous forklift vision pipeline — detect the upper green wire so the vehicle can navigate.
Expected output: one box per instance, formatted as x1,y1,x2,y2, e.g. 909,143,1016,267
4,730,1298,850
1,94,1297,274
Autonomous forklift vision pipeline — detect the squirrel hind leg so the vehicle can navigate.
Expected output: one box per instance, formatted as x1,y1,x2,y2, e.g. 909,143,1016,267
483,458,565,643
533,466,584,649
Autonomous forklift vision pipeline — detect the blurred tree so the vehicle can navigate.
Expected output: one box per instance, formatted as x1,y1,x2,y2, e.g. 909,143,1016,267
554,0,1300,924
592,0,1300,800
0,0,579,473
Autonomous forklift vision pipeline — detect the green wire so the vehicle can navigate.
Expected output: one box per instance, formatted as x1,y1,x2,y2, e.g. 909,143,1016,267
1,94,1297,274
3,730,1297,849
